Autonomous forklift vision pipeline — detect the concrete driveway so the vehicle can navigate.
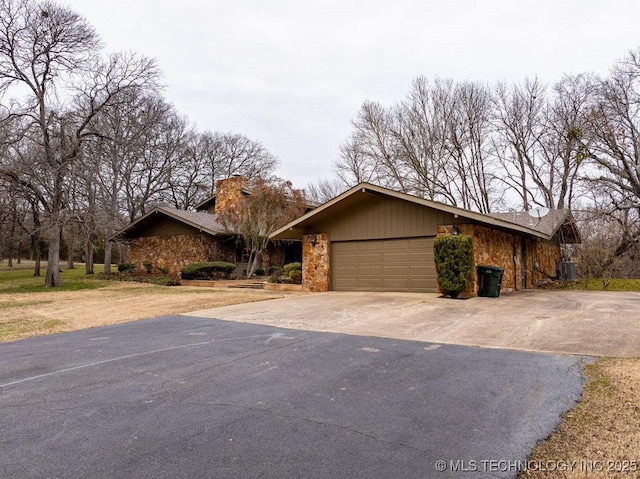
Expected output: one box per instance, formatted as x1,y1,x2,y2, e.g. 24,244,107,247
0,316,587,479
185,290,640,357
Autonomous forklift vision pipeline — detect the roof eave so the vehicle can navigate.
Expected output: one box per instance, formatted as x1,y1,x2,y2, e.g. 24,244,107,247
110,208,235,240
270,183,554,241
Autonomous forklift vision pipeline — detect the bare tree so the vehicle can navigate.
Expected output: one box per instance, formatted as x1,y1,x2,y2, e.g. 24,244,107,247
166,130,278,210
305,178,346,203
166,128,209,210
336,78,496,210
441,81,496,212
217,178,306,277
336,101,404,189
491,78,549,210
539,74,597,209
0,0,160,286
118,95,180,222
213,133,278,181
582,48,640,260
335,133,381,185
390,77,452,200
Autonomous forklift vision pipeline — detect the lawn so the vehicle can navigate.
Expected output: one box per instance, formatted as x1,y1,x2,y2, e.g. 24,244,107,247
524,358,640,478
0,262,112,293
0,260,282,343
569,278,640,292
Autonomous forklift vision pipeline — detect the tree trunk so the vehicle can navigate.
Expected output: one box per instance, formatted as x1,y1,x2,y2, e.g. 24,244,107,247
17,241,21,263
7,205,15,267
45,224,63,287
45,171,64,287
103,240,112,274
85,238,94,274
247,253,260,277
117,241,125,265
245,250,256,277
32,206,42,277
67,248,75,269
33,235,41,277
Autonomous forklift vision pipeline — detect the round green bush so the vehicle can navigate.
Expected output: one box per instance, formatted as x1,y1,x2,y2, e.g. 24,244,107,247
283,262,302,274
289,269,302,284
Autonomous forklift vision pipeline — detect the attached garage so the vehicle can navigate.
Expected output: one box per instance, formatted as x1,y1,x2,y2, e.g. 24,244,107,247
331,238,436,292
270,183,580,295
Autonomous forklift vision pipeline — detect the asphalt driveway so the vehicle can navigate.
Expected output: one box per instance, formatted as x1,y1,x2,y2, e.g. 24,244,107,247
186,290,640,357
0,316,588,479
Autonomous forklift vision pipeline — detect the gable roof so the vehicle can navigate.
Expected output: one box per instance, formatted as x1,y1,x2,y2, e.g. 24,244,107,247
270,182,581,243
490,209,581,243
113,207,234,240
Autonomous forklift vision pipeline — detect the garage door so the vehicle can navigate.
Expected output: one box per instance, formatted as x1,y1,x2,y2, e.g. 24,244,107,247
331,237,436,292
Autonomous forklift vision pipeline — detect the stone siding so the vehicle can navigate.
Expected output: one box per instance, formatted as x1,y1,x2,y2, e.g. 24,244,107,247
261,244,286,272
437,224,561,295
526,237,562,287
302,233,330,292
129,234,235,275
214,177,248,214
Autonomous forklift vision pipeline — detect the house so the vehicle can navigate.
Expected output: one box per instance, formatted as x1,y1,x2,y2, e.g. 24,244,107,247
270,183,581,295
114,177,309,275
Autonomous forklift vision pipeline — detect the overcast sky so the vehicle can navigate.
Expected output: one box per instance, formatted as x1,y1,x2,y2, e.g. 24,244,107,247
63,0,640,188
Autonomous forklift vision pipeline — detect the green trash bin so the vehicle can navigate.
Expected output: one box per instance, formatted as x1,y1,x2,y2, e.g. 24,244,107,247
477,265,505,297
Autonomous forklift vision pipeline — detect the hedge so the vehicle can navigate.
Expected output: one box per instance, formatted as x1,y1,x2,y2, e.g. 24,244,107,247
117,262,136,273
433,234,474,298
283,262,302,274
181,262,236,280
289,269,302,284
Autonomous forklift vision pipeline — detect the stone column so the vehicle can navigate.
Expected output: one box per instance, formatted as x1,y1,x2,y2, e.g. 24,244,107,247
302,233,330,292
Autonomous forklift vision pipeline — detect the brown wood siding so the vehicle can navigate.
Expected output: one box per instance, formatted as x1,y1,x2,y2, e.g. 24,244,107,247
331,237,436,292
132,217,200,237
313,193,455,241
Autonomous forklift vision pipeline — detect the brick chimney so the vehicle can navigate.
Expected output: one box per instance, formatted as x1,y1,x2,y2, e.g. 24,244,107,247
214,176,249,214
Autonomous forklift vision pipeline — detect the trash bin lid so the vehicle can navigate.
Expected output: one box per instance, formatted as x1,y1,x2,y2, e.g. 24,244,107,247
477,265,505,272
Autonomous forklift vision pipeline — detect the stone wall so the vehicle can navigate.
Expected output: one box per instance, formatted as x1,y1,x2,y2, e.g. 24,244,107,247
437,224,561,295
129,234,235,275
302,233,330,292
526,238,561,287
214,177,248,214
469,224,519,292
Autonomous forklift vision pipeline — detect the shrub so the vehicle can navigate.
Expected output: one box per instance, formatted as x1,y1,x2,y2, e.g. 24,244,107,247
268,269,284,284
283,262,302,274
157,266,169,275
433,234,474,299
143,262,153,274
289,269,302,284
254,268,266,276
118,262,136,273
269,266,283,275
148,275,180,286
181,262,237,280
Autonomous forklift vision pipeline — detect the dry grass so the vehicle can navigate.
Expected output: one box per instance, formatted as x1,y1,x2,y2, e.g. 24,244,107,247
524,358,640,478
0,281,282,343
